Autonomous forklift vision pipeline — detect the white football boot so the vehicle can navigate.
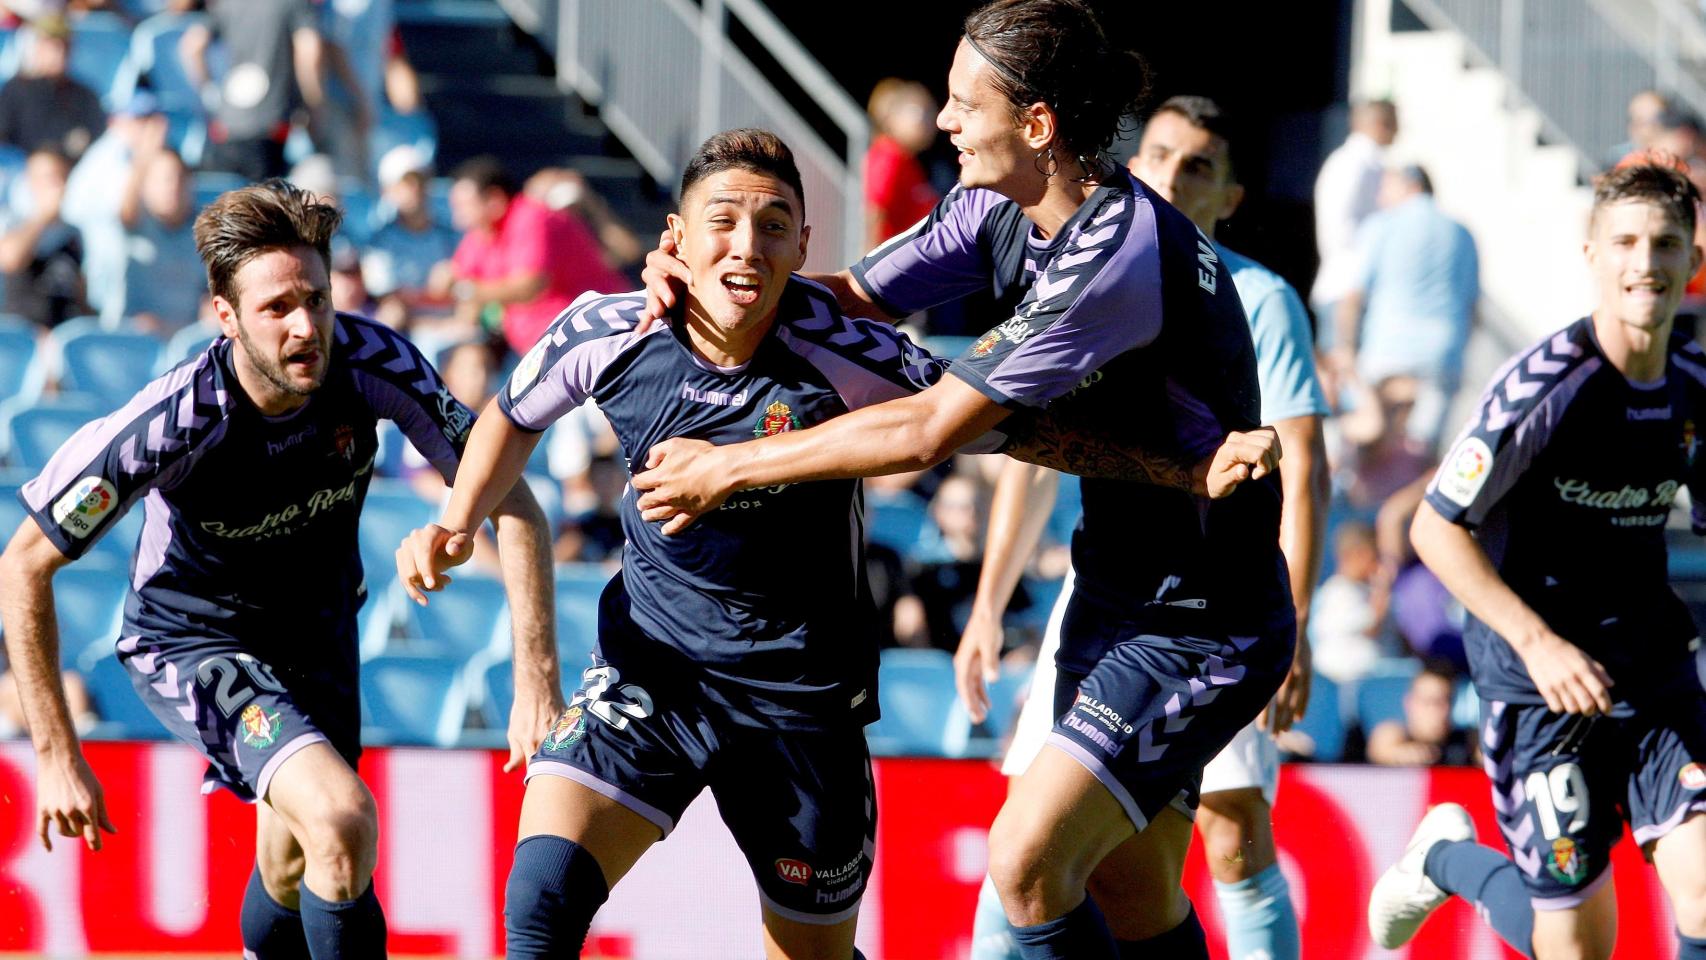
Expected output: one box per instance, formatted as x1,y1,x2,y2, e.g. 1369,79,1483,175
1367,801,1477,948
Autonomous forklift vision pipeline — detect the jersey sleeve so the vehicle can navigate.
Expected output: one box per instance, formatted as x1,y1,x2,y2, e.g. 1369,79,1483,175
947,191,1164,411
1247,281,1330,422
1424,330,1597,528
498,292,653,433
849,186,1002,317
17,353,226,560
337,315,474,484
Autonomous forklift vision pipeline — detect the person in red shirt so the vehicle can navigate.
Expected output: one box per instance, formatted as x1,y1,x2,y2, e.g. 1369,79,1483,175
441,156,627,354
865,78,942,248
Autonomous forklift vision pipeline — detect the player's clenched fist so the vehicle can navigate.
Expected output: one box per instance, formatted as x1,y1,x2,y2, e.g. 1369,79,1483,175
1199,425,1282,499
396,522,473,605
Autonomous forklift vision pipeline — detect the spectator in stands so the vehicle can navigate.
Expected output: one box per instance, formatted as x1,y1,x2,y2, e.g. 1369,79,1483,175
182,0,327,181
362,145,457,334
864,77,941,248
437,155,626,355
547,402,624,565
63,91,165,323
1311,520,1383,685
893,473,1033,653
0,15,105,162
328,241,374,317
309,0,383,181
1329,164,1478,455
0,148,85,330
525,166,644,273
1610,89,1671,165
119,134,203,332
1365,663,1476,766
1311,99,1396,325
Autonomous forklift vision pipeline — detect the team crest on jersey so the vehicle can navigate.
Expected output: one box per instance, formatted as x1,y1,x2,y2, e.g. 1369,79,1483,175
542,705,586,752
51,477,117,540
1683,420,1698,468
753,400,801,437
774,858,812,886
1545,837,1586,884
239,704,281,749
1437,437,1493,507
1681,761,1706,790
972,330,1000,356
332,424,355,462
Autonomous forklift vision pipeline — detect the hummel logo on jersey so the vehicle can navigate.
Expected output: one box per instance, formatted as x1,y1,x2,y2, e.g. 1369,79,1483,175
266,424,317,457
1627,406,1671,421
681,380,749,407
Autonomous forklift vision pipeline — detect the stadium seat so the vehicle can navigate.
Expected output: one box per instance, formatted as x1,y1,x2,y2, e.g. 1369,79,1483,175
369,108,440,183
3,399,102,470
400,572,508,662
554,565,606,670
81,653,171,740
360,652,468,747
357,483,435,589
866,491,945,558
868,647,961,757
478,656,515,730
1286,672,1346,762
47,567,127,659
944,661,1034,756
0,327,41,405
1355,669,1419,736
337,180,379,245
68,12,133,109
193,171,248,215
0,479,26,541
158,326,215,375
122,12,211,116
59,333,166,411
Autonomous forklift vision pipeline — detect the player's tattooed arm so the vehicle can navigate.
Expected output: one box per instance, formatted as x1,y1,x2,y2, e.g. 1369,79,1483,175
998,410,1281,499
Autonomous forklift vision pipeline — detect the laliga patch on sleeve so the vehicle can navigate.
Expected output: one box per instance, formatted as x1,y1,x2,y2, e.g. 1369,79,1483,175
51,477,118,539
1437,437,1493,507
509,339,548,400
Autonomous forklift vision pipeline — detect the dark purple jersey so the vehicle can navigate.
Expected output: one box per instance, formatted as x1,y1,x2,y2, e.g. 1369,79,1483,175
853,171,1292,643
499,279,994,730
1424,318,1706,704
19,313,473,652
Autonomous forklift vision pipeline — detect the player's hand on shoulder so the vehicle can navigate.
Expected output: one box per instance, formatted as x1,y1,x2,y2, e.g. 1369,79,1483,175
633,438,728,535
36,751,116,852
639,229,690,330
1199,425,1283,499
1518,631,1614,716
396,522,473,605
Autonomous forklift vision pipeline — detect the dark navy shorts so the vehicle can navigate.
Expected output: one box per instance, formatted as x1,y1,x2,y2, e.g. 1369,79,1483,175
1479,683,1706,909
120,631,361,803
526,640,875,926
1048,601,1294,832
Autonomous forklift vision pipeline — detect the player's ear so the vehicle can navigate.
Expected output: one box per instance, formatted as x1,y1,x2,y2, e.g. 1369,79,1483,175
1218,182,1246,222
797,223,810,265
1021,101,1054,151
666,213,687,258
211,295,240,340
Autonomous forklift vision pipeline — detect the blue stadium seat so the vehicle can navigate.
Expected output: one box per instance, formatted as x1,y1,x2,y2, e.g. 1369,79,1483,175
123,12,210,116
866,491,945,558
59,333,166,411
3,399,101,470
68,12,134,109
338,180,379,245
401,572,508,661
868,647,960,757
0,479,26,540
81,653,171,740
48,567,127,660
193,171,248,214
0,327,40,405
1356,670,1419,736
479,656,515,730
554,565,606,671
158,326,215,375
357,483,435,588
360,652,467,746
1286,672,1346,762
369,108,439,183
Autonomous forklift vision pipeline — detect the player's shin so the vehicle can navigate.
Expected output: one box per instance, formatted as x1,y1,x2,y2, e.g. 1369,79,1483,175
505,834,609,958
298,880,387,959
1214,863,1299,960
1423,840,1536,958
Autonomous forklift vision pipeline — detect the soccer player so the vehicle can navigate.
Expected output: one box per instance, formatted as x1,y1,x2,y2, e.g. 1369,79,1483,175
1366,162,1706,960
958,95,1329,960
0,181,559,960
633,3,1297,956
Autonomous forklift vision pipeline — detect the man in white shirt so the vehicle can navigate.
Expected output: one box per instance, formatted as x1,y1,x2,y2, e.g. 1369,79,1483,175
1311,100,1397,323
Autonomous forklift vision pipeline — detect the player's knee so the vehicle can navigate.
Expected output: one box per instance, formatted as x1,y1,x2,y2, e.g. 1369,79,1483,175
298,790,378,887
256,847,306,902
1672,888,1706,939
505,835,608,958
986,812,1079,922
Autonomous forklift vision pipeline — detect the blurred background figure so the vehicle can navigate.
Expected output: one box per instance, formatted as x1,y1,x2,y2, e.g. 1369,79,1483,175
0,15,104,162
1311,99,1396,327
1311,520,1384,686
1609,88,1671,165
864,77,940,249
182,0,325,181
118,134,201,333
363,145,458,332
0,147,84,331
62,90,163,323
1365,663,1477,767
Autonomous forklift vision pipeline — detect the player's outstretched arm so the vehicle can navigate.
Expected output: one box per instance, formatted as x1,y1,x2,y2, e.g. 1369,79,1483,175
1411,501,1614,715
954,461,1057,724
486,476,566,772
397,396,543,603
999,412,1282,498
0,522,117,852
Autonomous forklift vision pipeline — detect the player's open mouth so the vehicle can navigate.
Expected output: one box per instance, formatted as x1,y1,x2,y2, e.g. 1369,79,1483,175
286,349,320,369
722,274,762,306
955,144,974,165
1625,280,1666,300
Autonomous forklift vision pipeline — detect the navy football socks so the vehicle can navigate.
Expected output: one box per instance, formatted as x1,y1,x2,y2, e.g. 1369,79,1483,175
1678,930,1706,959
240,866,310,959
1423,839,1535,959
1115,904,1209,960
1011,895,1118,960
506,835,609,958
298,880,387,959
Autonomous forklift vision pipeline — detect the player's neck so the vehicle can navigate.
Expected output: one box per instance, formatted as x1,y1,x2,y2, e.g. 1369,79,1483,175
1011,174,1099,241
1591,310,1672,383
681,299,774,369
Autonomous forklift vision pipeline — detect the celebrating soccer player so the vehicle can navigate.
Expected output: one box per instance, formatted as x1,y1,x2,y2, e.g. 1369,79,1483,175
1367,161,1706,960
633,3,1298,956
0,181,559,960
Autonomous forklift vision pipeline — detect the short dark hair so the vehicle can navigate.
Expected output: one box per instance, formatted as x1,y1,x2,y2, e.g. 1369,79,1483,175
679,128,805,216
194,179,342,310
963,0,1149,162
1592,162,1700,235
452,155,517,198
1395,163,1434,195
1151,95,1237,180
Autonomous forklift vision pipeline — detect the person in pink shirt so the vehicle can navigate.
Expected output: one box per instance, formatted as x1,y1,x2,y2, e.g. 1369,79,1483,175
442,156,627,354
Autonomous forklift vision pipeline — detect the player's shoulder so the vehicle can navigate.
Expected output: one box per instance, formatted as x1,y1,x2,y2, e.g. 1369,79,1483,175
331,311,434,367
536,289,651,348
1669,328,1706,390
1470,317,1603,434
776,274,906,348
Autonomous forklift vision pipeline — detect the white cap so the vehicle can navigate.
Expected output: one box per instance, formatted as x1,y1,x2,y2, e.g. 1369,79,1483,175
378,144,430,190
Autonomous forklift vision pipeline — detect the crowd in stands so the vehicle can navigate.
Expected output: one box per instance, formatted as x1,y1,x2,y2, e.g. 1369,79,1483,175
0,6,1695,764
